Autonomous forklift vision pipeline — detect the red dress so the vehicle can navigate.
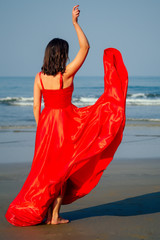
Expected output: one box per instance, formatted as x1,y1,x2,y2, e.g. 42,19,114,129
5,48,128,226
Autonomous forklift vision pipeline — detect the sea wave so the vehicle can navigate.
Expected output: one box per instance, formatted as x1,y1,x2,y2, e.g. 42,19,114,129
126,99,160,106
0,93,160,107
72,97,98,106
127,92,160,105
73,94,160,106
0,97,34,106
128,92,160,98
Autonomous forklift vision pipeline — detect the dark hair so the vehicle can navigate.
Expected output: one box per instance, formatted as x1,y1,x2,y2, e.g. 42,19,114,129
41,38,69,76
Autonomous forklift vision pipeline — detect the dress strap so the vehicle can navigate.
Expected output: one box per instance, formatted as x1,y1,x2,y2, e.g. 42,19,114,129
39,72,44,90
60,72,63,89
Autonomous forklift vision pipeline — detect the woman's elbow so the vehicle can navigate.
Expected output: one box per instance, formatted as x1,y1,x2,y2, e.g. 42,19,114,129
85,43,90,50
86,44,90,55
83,44,90,55
81,42,90,51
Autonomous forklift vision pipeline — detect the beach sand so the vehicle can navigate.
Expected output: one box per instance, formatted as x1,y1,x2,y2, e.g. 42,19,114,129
0,122,160,240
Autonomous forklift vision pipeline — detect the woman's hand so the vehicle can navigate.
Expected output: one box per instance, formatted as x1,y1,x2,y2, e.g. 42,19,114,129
72,5,80,25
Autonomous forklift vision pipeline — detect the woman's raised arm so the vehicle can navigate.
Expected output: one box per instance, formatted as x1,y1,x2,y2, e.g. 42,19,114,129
66,5,90,77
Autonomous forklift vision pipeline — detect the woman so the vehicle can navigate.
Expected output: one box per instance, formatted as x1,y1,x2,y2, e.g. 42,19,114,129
5,5,128,226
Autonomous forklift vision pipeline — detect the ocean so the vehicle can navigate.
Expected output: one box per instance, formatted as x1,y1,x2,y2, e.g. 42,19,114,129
0,76,160,128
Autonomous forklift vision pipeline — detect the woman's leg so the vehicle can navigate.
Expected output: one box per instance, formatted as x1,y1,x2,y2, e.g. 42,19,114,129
51,182,69,224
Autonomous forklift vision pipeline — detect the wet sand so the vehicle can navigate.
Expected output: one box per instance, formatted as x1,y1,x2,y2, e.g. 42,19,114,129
0,123,160,240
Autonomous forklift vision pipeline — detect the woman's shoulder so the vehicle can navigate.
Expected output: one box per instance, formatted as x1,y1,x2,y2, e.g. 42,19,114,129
34,72,42,89
34,72,40,81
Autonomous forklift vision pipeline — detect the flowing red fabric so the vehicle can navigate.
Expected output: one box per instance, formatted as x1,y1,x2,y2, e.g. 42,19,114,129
5,48,128,226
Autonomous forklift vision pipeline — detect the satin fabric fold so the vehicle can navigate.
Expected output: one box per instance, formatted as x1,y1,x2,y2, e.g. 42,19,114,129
5,48,128,226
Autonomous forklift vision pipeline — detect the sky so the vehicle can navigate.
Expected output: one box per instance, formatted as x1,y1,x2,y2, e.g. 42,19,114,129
0,0,160,77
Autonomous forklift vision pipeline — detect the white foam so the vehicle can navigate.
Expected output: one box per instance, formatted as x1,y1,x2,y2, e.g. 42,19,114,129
0,96,34,106
1,95,160,107
0,96,33,101
130,93,146,98
80,97,98,103
126,98,160,106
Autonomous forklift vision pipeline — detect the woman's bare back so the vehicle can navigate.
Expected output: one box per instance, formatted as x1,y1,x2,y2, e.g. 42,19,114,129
40,72,73,90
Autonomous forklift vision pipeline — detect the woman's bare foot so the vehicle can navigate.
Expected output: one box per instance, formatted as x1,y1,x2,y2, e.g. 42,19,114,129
51,214,69,225
48,182,69,225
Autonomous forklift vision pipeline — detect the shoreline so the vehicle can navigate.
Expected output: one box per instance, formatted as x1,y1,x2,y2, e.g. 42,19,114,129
0,119,160,130
0,122,160,164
